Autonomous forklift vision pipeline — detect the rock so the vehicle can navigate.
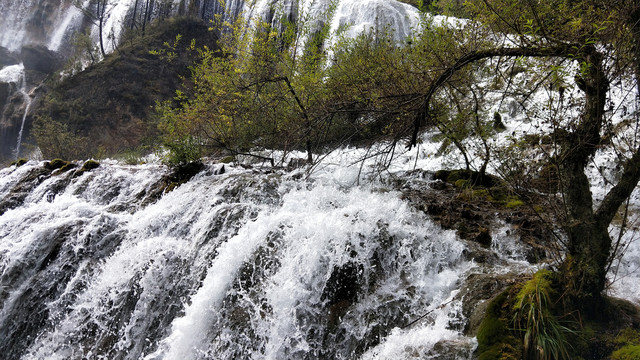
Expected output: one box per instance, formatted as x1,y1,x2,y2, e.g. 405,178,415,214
322,262,363,329
20,45,63,74
454,272,522,335
0,82,10,111
425,338,477,359
0,46,19,67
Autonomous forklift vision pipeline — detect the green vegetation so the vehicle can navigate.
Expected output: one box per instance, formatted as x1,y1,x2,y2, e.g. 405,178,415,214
24,0,640,354
154,3,640,328
476,290,522,360
512,270,573,360
612,329,640,360
10,158,27,167
31,17,218,160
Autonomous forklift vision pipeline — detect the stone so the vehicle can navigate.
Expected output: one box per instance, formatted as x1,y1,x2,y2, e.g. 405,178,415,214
20,45,63,74
0,46,19,67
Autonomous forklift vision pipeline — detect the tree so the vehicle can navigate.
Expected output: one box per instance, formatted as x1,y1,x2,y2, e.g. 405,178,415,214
160,0,640,311
73,0,114,57
159,2,338,164
406,0,640,310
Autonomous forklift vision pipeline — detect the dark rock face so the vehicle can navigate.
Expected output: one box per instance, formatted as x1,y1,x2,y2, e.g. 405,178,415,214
0,85,27,162
33,18,219,159
0,82,10,111
0,46,19,67
20,44,63,74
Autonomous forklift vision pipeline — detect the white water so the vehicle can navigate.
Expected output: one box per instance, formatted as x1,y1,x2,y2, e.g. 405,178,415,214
0,64,25,84
0,149,545,359
14,71,33,158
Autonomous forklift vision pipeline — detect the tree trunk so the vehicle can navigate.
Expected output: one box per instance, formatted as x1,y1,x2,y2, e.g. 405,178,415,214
559,46,610,308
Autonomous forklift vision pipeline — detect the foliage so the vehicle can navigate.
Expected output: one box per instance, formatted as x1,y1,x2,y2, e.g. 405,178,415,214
31,115,91,160
158,3,341,163
476,290,523,360
612,329,640,360
512,270,573,360
162,136,202,166
34,17,216,160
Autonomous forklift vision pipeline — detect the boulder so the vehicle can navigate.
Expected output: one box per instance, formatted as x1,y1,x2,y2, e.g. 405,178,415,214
0,82,9,110
0,46,19,67
20,45,63,74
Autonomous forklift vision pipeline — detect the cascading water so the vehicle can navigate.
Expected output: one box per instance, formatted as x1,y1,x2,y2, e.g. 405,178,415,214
13,70,32,158
0,149,541,360
0,142,639,359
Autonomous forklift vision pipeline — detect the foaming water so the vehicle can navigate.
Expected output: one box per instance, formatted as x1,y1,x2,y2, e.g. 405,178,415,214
0,160,482,359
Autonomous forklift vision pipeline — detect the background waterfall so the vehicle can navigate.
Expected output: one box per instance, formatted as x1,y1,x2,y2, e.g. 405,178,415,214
0,0,420,162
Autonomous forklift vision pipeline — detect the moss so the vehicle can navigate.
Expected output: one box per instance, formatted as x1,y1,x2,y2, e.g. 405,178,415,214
455,179,471,188
612,345,640,360
80,159,100,172
220,155,235,164
46,158,68,170
72,159,99,177
611,329,640,360
59,162,77,172
476,289,523,359
505,198,524,209
10,158,27,167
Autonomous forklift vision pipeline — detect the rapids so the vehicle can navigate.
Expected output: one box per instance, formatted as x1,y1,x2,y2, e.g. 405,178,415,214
0,151,529,359
1,142,636,359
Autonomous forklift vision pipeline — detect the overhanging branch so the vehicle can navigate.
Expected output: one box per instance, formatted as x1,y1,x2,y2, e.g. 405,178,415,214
409,44,576,148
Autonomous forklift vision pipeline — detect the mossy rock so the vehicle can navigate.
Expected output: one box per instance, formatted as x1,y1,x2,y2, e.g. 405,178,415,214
168,161,204,184
72,160,99,177
434,169,501,188
612,329,640,360
476,289,522,359
220,155,235,164
46,158,69,170
10,158,27,167
612,345,640,360
80,159,100,172
59,162,77,172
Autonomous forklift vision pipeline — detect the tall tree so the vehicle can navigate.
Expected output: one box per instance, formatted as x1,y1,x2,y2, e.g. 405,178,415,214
409,0,640,309
73,0,113,57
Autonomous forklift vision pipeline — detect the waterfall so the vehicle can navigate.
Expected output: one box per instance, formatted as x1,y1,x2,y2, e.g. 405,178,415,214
0,150,530,359
0,147,639,358
14,70,33,158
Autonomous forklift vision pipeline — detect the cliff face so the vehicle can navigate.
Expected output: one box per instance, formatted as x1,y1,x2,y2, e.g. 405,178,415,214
32,17,219,159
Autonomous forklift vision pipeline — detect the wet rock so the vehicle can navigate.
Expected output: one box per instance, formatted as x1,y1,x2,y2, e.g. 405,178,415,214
73,159,100,177
473,226,492,247
20,44,63,74
0,82,10,110
454,272,523,335
322,262,363,329
287,157,307,171
0,165,51,215
426,338,477,359
0,46,20,67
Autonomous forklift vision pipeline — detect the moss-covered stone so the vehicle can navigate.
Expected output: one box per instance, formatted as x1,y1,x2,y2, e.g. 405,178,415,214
80,159,100,172
220,155,235,164
611,329,640,360
10,158,27,167
59,162,77,172
612,345,640,360
476,289,523,359
71,159,99,177
46,158,68,170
